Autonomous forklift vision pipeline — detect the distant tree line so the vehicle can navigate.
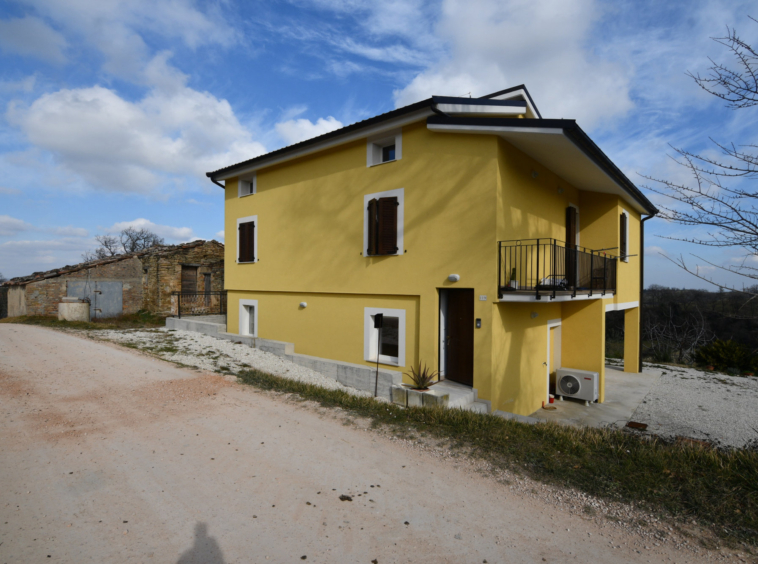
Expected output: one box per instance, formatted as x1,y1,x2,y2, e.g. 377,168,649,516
607,286,758,371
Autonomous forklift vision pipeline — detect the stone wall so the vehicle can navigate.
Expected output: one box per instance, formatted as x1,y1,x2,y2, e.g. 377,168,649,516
24,257,143,317
4,240,225,318
140,241,225,314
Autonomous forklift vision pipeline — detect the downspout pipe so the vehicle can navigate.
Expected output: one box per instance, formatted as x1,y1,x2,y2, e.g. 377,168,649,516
639,213,657,372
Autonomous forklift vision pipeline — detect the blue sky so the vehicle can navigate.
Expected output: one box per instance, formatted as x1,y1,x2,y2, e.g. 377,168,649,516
0,0,756,289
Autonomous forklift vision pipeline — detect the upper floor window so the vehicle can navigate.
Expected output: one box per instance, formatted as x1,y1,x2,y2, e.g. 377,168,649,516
363,188,404,257
620,211,629,262
237,215,257,263
238,173,256,197
367,130,402,167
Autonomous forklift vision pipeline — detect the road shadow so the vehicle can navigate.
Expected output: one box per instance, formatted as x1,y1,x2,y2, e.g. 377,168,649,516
176,522,226,564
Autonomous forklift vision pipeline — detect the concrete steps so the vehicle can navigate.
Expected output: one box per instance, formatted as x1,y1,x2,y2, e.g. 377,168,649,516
431,380,491,413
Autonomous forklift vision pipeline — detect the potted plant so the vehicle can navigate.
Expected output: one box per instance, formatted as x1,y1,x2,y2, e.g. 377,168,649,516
391,362,449,408
509,267,519,289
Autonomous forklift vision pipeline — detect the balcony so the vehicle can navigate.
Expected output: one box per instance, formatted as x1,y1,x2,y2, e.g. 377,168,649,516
498,239,617,301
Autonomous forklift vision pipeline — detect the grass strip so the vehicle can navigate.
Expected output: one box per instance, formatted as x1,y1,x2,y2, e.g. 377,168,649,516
0,312,167,331
238,368,758,546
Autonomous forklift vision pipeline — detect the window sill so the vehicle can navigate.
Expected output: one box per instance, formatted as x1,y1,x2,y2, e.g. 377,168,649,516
367,356,400,367
368,158,398,168
237,260,257,264
238,192,255,198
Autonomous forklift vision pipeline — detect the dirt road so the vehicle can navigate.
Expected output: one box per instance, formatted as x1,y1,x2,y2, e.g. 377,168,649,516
0,324,730,563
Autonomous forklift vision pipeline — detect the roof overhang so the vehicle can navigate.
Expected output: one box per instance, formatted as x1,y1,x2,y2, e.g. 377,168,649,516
209,103,435,182
426,116,657,215
431,96,527,117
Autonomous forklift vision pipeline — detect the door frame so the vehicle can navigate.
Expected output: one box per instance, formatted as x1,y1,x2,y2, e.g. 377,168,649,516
546,318,562,404
438,288,474,386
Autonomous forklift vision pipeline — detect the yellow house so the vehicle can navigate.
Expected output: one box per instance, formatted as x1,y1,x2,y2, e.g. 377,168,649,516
207,85,658,417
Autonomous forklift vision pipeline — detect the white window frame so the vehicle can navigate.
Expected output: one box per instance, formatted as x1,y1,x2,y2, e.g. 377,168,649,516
363,188,404,257
367,129,402,167
236,214,258,264
364,307,406,367
620,209,630,262
239,299,259,337
546,319,562,405
238,173,257,198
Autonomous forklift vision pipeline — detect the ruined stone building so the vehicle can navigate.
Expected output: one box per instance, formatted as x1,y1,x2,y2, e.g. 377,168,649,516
0,240,224,319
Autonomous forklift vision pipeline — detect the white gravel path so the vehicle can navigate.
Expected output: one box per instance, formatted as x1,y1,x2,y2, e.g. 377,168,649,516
630,363,758,449
96,327,374,398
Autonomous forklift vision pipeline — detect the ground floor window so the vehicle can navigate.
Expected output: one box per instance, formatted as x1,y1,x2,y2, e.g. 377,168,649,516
364,307,406,366
239,299,258,337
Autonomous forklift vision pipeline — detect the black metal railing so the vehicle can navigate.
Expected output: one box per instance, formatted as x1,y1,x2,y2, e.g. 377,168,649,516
173,290,227,319
498,239,617,300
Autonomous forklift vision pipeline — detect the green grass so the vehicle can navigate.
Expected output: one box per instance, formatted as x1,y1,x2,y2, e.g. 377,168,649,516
238,368,758,546
0,311,167,330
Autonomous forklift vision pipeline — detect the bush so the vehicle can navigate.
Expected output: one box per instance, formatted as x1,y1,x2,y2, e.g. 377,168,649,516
694,339,754,374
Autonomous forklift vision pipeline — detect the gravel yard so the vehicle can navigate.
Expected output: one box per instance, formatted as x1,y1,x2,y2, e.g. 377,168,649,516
628,363,758,449
97,327,375,398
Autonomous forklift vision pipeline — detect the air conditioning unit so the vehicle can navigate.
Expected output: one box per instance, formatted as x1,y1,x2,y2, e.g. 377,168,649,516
556,368,599,405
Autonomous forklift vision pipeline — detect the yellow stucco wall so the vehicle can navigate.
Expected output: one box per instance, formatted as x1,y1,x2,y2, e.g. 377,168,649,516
225,122,498,383
223,121,645,415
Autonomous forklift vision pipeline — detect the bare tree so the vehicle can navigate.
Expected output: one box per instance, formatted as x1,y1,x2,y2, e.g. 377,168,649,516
644,304,714,364
0,272,7,283
82,228,164,261
119,227,164,254
642,18,758,302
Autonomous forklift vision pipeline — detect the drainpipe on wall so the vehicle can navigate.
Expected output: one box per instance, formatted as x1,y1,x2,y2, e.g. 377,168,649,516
639,213,657,372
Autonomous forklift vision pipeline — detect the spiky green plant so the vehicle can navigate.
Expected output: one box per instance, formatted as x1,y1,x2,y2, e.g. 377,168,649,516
404,362,439,390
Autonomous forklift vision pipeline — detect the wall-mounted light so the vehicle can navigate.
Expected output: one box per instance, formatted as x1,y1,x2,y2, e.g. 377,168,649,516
299,302,307,308
531,312,538,319
448,274,460,282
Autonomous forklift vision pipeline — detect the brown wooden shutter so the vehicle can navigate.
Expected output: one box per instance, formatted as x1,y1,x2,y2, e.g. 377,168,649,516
238,222,255,262
565,206,577,248
620,213,627,258
367,199,379,255
377,197,398,255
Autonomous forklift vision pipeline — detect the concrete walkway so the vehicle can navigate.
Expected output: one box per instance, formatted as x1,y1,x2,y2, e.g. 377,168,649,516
529,366,661,428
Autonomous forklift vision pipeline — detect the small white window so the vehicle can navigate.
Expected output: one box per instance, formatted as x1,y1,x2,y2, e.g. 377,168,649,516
363,188,404,257
238,173,256,198
364,307,406,366
239,299,258,337
367,130,402,167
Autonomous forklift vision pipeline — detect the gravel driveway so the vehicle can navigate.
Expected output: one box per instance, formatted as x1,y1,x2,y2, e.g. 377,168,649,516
628,364,758,449
0,324,737,563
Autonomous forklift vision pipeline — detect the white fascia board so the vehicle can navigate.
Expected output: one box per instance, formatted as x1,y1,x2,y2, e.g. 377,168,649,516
435,103,526,115
427,123,564,135
490,88,539,119
216,109,435,181
605,300,639,312
498,293,607,303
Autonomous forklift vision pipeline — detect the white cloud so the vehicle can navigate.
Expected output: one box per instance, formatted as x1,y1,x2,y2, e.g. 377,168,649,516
0,75,37,93
0,186,23,195
0,16,67,63
0,237,92,278
51,226,89,237
393,0,634,129
20,0,237,81
0,215,34,237
215,230,224,242
275,116,344,145
8,67,266,195
106,218,194,242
